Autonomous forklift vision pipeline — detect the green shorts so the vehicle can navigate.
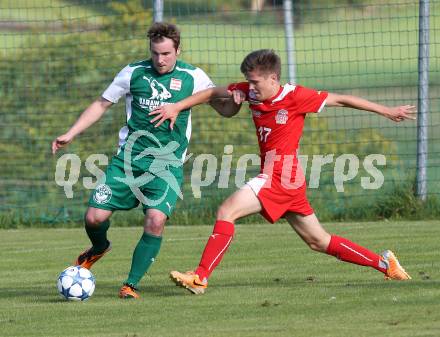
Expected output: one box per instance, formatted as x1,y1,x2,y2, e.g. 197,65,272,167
88,156,183,217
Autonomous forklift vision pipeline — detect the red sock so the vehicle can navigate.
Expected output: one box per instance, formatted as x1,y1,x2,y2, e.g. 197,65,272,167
195,220,235,281
326,235,386,274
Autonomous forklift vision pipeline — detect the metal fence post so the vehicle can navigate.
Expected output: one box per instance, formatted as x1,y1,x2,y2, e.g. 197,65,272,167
153,0,164,22
283,0,296,83
416,0,430,201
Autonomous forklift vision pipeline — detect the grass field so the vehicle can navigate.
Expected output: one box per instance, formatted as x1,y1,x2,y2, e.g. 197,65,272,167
1,220,439,337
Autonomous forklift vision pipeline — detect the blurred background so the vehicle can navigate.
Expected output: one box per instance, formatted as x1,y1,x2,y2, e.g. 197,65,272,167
0,0,438,226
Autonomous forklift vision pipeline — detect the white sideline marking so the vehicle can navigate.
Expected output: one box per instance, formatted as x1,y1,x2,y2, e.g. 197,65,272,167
165,237,203,242
9,246,81,254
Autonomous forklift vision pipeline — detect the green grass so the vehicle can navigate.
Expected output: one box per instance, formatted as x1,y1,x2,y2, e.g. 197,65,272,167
1,221,439,337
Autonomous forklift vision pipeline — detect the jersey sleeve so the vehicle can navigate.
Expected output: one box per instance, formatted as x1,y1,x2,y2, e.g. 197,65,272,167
227,82,250,101
293,86,328,114
192,67,215,94
101,65,132,103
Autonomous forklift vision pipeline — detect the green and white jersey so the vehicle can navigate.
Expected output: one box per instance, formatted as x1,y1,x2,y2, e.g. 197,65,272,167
102,59,214,170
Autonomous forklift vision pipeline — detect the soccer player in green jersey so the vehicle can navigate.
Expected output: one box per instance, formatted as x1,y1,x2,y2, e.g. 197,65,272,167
52,22,235,299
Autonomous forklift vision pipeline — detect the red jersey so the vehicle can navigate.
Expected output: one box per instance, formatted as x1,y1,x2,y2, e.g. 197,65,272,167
228,82,328,173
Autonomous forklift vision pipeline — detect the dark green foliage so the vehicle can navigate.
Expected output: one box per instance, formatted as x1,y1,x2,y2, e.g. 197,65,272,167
1,1,439,226
0,2,153,225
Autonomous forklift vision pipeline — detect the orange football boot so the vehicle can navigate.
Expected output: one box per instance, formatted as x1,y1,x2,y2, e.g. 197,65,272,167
382,250,411,280
170,270,207,295
119,284,139,299
74,242,112,270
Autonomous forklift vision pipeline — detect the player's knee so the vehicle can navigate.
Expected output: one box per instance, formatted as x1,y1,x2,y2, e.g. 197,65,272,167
216,203,235,222
144,214,166,236
84,211,106,227
306,238,328,252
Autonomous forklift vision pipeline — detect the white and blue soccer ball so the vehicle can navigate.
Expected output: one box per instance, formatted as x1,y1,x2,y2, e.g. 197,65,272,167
57,266,95,301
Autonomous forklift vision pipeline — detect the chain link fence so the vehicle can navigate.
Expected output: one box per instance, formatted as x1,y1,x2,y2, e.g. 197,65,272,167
0,0,438,226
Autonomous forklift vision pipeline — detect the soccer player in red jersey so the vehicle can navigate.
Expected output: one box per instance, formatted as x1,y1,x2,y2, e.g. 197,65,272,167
151,49,416,294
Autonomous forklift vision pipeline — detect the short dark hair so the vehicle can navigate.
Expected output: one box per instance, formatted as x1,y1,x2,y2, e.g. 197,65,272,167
147,22,181,50
240,49,281,80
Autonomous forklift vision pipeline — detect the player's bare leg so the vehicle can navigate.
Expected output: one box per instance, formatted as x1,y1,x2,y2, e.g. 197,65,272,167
85,207,113,227
171,185,262,294
120,209,167,299
143,208,167,236
285,212,410,280
75,207,113,269
284,212,331,252
216,185,262,222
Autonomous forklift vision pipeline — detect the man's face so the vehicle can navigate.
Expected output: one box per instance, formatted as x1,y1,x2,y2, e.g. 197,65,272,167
245,70,279,101
150,38,180,74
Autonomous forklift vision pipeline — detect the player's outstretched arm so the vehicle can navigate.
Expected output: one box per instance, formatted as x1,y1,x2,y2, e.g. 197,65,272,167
209,89,246,118
150,87,240,129
51,97,113,154
325,93,417,122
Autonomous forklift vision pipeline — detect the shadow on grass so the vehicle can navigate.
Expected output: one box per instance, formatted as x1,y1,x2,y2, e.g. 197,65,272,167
2,278,436,304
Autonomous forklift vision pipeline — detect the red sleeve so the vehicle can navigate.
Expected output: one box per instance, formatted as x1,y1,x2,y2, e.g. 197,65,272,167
293,86,328,114
227,82,250,101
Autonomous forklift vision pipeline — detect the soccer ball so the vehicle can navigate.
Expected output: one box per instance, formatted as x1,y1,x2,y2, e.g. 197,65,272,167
57,266,95,301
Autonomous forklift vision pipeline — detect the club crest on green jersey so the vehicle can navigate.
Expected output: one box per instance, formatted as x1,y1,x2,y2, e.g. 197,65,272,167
93,184,112,204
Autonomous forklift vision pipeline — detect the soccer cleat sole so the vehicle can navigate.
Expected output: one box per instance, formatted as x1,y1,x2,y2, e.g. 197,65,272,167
119,293,139,299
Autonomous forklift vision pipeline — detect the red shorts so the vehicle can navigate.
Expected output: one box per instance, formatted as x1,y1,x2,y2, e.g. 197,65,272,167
245,172,314,223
